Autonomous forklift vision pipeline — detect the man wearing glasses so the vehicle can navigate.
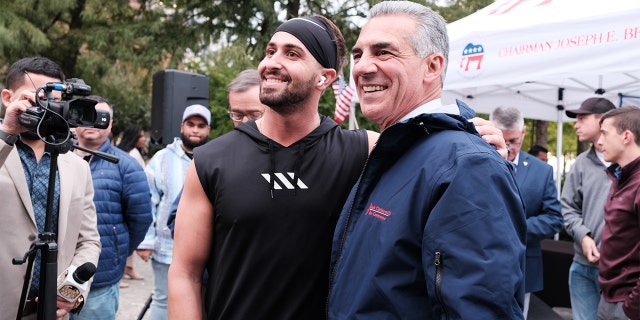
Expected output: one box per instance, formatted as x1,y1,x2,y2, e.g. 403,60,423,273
491,106,563,319
227,69,266,127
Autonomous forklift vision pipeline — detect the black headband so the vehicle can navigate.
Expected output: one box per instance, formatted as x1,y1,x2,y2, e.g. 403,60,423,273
275,16,338,71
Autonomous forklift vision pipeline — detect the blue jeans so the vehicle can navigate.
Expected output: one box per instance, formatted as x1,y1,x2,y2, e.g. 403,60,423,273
149,260,170,320
568,261,600,320
70,283,119,320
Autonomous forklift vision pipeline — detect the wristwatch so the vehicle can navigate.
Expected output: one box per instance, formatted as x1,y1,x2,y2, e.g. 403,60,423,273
0,128,18,146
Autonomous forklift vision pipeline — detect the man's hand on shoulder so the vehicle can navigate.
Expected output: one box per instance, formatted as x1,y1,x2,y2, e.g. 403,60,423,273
470,117,508,160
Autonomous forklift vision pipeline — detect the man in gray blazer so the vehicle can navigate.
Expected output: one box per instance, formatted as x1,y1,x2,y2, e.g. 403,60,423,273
0,57,101,320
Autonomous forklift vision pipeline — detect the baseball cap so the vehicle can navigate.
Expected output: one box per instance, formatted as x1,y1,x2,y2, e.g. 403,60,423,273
182,104,211,125
565,97,615,118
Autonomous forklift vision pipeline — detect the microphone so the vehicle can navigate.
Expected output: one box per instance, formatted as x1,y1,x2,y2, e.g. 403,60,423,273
56,262,97,302
42,79,92,96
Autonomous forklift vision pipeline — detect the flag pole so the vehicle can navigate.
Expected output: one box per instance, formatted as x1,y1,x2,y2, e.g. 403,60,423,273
348,101,358,130
348,55,358,130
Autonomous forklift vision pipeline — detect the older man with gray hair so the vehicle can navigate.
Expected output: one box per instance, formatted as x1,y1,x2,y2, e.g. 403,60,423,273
490,105,563,319
328,2,527,319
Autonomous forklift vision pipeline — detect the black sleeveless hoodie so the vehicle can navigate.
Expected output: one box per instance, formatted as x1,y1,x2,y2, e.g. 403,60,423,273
193,115,368,319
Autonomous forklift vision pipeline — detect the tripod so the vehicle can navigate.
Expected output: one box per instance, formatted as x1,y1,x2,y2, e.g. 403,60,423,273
12,135,118,320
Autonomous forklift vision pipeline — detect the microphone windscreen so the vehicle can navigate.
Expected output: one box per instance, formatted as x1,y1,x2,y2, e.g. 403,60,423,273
73,262,97,284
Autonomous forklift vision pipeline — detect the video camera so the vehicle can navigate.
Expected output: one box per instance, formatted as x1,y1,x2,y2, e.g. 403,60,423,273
18,78,110,140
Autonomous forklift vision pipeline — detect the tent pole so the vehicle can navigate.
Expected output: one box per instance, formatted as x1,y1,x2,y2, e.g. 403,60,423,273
556,113,563,194
554,88,565,241
555,88,564,198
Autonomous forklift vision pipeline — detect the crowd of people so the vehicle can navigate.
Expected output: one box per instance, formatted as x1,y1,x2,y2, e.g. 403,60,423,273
1,1,638,320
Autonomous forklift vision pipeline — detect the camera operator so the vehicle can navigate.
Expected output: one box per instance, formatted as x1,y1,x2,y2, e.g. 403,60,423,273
0,57,101,320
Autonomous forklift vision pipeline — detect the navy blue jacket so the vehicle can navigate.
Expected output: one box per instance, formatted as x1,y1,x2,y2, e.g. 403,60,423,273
86,140,152,288
514,151,562,292
329,102,527,319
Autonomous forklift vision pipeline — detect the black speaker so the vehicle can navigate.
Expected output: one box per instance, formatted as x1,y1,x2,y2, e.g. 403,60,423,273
151,69,209,146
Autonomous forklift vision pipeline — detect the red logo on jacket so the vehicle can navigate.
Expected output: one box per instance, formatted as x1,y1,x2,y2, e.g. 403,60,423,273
366,203,392,221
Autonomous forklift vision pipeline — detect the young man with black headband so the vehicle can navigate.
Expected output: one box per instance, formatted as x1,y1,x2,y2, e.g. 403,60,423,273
169,15,372,320
168,14,508,320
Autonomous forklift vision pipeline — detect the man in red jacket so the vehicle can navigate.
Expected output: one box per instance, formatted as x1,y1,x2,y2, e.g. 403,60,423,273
596,106,640,320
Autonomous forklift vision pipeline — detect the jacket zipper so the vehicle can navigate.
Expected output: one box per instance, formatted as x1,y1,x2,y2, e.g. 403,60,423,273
113,226,121,266
325,154,371,319
434,251,450,320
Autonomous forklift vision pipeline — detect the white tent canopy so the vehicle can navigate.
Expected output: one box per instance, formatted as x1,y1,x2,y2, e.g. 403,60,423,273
443,0,640,122
442,0,640,189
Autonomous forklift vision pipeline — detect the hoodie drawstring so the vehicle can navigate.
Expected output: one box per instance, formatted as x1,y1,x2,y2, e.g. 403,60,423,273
292,141,307,196
267,139,276,199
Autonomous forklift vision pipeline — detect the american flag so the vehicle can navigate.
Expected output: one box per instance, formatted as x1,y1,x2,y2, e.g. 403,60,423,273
332,76,354,124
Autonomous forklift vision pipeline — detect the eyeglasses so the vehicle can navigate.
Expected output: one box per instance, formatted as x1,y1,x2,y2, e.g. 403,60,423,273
228,111,264,121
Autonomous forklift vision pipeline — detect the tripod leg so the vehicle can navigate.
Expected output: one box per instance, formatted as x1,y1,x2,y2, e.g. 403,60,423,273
136,293,152,320
15,252,36,320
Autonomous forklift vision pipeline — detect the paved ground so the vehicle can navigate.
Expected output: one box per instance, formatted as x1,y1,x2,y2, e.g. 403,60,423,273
117,257,154,320
553,307,573,320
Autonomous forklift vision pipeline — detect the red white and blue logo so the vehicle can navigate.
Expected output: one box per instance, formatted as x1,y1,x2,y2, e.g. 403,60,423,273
366,203,392,221
458,42,485,77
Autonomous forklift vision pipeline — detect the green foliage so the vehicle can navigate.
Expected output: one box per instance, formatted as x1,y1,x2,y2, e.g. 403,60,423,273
77,59,151,137
429,0,495,22
547,121,579,158
0,0,198,131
